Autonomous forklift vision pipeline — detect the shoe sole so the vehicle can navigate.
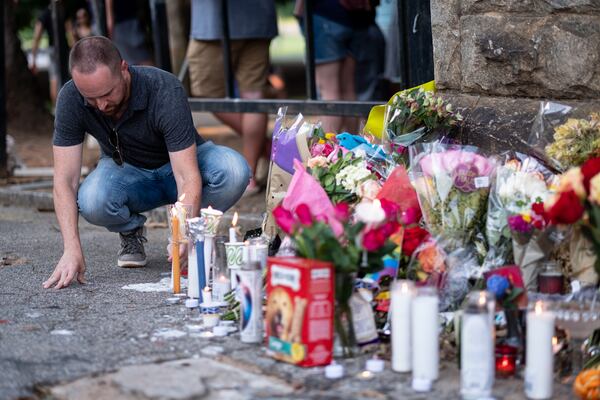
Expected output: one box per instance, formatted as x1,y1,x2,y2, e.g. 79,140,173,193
117,259,147,268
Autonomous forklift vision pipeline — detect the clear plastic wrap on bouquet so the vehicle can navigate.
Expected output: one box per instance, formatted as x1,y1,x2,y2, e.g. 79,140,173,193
483,152,558,271
409,142,497,249
527,101,574,172
263,107,312,238
406,236,480,311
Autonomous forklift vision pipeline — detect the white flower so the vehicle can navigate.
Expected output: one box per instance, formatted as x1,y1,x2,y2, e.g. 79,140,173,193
307,156,329,169
355,200,386,224
336,161,372,193
357,179,382,201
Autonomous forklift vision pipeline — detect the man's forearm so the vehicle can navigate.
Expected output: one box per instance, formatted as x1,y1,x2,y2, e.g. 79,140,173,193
180,178,202,217
53,182,82,254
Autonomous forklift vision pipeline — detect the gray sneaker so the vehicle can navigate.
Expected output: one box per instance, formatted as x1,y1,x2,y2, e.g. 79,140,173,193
118,227,147,268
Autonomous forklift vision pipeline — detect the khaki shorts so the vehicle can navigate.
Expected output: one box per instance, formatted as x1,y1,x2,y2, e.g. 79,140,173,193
187,39,271,98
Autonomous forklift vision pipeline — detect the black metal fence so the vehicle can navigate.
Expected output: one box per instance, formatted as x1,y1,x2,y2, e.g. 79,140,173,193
0,0,434,177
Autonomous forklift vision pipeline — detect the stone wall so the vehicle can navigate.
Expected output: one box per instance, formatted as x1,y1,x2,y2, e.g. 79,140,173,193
431,0,600,99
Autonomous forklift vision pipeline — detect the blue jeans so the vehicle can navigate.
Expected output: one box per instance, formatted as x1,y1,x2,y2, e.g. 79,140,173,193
77,141,250,232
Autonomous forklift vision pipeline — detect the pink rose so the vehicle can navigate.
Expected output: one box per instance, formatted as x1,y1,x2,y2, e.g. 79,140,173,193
295,203,313,225
272,205,295,234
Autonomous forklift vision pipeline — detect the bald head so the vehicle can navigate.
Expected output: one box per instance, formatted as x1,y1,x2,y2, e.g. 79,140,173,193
69,36,122,75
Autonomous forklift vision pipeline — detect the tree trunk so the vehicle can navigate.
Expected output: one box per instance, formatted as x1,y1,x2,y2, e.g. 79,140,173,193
4,1,53,135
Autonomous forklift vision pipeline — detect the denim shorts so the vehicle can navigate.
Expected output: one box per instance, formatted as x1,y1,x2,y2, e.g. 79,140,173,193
299,14,362,64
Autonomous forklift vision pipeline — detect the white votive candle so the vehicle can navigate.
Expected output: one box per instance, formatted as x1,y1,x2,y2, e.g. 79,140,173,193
229,212,239,243
411,286,439,388
525,301,555,399
212,275,231,302
391,280,414,373
187,242,200,299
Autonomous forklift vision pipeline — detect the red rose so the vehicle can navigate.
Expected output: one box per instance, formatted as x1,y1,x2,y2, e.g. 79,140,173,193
295,203,313,225
546,190,584,225
381,221,400,237
362,228,386,251
581,157,600,193
531,201,548,227
333,202,351,222
379,198,400,219
402,226,429,257
272,205,295,234
322,143,334,157
401,206,422,225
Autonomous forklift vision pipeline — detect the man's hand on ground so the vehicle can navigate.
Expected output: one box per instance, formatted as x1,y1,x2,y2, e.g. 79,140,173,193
167,242,188,272
43,252,86,289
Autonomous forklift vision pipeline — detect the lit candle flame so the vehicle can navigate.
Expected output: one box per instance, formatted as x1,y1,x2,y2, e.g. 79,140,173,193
552,336,558,347
478,291,486,306
178,194,186,202
232,212,238,227
535,300,544,314
207,205,213,211
374,199,381,209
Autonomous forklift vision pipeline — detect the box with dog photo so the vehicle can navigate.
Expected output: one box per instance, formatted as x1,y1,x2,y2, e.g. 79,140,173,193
266,257,334,367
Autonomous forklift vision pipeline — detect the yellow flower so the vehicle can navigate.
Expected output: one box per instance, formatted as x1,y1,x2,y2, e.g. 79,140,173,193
325,133,336,140
318,139,325,144
522,213,532,223
559,167,586,199
590,174,600,204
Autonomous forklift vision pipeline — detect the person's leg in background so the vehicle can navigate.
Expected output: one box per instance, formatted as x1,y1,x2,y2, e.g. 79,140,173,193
315,60,343,132
188,39,268,193
311,15,356,133
235,39,272,192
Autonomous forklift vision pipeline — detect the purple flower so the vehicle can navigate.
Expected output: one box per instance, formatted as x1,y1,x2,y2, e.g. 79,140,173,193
486,275,510,300
507,215,533,233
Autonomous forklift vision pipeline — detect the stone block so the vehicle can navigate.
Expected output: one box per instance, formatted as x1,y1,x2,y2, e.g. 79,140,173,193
460,14,600,98
438,91,600,155
431,0,462,89
461,0,600,14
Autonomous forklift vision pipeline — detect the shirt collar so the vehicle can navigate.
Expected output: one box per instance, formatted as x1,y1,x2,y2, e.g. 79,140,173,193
81,66,148,111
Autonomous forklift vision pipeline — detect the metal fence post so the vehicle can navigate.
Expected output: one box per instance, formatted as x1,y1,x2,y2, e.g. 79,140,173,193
89,0,108,37
220,0,235,98
51,0,70,88
0,1,7,178
303,0,317,100
149,0,172,72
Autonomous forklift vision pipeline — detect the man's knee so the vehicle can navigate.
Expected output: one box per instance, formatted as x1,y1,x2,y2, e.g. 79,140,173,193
77,181,121,226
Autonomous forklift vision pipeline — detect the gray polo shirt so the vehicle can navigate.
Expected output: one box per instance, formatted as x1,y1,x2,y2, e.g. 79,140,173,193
53,66,203,169
190,0,277,40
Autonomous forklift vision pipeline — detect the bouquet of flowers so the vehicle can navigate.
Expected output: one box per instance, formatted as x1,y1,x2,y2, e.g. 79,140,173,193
309,150,379,204
484,153,558,271
406,236,480,311
272,196,400,355
507,200,557,290
409,143,497,250
545,113,600,170
545,157,600,285
383,89,463,154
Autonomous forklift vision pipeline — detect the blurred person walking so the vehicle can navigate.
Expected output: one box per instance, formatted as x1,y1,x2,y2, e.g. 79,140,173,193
187,0,278,195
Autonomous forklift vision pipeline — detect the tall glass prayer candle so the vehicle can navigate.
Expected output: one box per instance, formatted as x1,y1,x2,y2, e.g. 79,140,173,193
168,201,190,294
187,217,206,301
461,291,495,399
391,280,414,373
525,300,555,399
411,286,439,391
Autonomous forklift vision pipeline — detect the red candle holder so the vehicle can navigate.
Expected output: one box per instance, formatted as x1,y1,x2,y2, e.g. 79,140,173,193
495,344,518,378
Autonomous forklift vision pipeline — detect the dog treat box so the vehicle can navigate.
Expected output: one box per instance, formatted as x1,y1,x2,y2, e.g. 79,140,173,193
266,257,334,367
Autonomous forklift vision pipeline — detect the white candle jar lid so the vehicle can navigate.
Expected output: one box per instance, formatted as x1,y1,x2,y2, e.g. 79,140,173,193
213,325,229,336
325,363,344,379
412,378,432,392
366,358,384,373
185,299,199,308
